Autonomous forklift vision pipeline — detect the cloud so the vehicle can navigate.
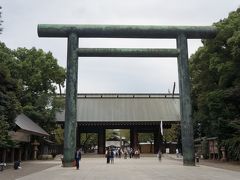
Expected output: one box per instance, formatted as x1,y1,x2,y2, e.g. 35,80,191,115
1,0,239,93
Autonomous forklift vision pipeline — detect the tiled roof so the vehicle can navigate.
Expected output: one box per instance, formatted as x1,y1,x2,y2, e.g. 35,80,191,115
56,94,180,122
15,114,49,136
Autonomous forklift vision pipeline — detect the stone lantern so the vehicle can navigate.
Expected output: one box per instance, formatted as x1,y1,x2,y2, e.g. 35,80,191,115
31,140,40,160
221,146,226,161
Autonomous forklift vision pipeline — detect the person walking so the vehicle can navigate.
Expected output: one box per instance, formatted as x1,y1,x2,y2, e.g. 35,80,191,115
176,148,179,158
110,149,114,164
75,148,82,170
157,150,162,161
106,148,110,164
124,149,128,159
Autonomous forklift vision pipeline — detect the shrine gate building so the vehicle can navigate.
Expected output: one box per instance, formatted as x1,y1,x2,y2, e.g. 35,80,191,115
56,93,180,154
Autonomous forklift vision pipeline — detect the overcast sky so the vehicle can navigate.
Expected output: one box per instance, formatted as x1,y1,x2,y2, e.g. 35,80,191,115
0,0,239,93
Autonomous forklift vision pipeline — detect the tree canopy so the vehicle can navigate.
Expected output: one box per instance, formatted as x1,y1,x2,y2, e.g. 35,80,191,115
190,8,240,160
0,43,22,147
0,6,2,34
0,42,66,147
12,47,65,132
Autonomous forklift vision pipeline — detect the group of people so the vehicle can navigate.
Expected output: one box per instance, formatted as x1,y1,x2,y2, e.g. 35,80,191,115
105,147,141,163
105,148,115,164
73,147,142,169
123,148,140,159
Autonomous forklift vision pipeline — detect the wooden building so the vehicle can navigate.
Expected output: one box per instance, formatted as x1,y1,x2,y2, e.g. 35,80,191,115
0,114,49,163
56,93,180,154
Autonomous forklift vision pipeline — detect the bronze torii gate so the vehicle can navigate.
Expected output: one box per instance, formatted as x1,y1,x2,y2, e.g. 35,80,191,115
38,24,216,166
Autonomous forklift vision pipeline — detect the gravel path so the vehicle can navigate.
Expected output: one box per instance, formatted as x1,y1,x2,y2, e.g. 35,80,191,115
199,159,240,172
15,157,240,180
0,160,60,180
1,156,239,180
164,154,240,172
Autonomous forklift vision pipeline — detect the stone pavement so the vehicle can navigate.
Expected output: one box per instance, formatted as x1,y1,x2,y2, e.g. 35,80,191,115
14,157,240,180
165,154,240,172
0,160,58,180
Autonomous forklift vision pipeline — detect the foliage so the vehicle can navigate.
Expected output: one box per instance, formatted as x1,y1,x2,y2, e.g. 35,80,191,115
0,41,66,147
138,133,154,143
0,115,18,148
0,43,22,128
0,116,10,147
190,8,240,160
106,129,130,141
53,125,64,145
120,129,130,141
80,133,98,153
221,119,240,160
163,124,180,142
0,45,21,147
11,47,66,132
0,60,22,128
0,6,2,34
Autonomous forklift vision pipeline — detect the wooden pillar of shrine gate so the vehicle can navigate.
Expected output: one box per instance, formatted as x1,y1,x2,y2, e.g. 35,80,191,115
130,127,138,149
18,148,22,161
98,128,106,154
11,148,15,162
76,125,81,149
154,125,163,154
38,24,216,166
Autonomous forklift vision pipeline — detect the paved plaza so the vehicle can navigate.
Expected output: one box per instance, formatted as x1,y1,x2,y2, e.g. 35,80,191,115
1,156,238,180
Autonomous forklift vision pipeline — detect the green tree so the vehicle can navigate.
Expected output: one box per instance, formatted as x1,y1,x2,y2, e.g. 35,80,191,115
106,129,130,141
80,133,98,153
190,8,240,160
12,47,66,132
0,42,66,136
138,133,154,143
0,6,3,34
0,117,11,147
164,124,180,142
0,43,22,128
53,125,64,145
0,47,21,147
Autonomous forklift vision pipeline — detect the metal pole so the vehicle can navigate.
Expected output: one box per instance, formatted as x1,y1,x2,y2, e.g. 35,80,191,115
63,33,79,167
177,34,195,166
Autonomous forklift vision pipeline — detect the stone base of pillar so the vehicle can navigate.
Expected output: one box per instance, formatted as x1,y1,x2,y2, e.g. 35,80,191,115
183,161,195,166
62,161,74,167
98,147,104,154
183,156,196,166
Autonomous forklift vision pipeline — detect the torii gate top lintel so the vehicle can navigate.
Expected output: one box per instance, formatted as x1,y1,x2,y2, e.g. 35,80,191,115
38,24,216,39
